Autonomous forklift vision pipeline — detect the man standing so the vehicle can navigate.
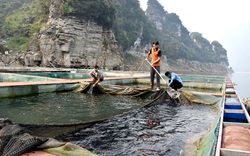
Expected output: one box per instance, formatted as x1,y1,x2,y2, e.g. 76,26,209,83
165,71,183,91
146,41,161,91
89,65,104,87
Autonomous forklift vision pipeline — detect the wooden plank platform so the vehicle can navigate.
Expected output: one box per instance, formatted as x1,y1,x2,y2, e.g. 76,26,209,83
0,69,72,73
0,76,149,87
224,109,244,114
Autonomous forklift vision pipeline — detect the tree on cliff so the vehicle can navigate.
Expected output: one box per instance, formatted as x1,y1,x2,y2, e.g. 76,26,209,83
0,0,50,51
112,0,157,50
63,0,116,29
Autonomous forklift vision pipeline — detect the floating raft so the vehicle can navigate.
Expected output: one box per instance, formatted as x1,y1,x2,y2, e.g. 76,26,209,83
0,73,149,98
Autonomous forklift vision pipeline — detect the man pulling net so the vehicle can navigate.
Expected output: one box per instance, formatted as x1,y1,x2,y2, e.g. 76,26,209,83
87,65,105,94
89,65,104,87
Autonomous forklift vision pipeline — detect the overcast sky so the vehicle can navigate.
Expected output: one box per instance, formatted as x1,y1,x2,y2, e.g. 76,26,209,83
139,0,250,72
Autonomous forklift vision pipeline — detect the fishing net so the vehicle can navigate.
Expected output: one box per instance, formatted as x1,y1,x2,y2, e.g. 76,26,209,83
179,89,222,156
179,90,222,105
77,81,223,107
180,75,225,83
79,81,106,95
183,82,223,90
44,142,97,156
0,118,97,156
195,98,223,156
177,89,224,156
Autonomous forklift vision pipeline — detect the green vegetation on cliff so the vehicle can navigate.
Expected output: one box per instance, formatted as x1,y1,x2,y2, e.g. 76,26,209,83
112,0,157,50
0,0,49,51
62,0,116,29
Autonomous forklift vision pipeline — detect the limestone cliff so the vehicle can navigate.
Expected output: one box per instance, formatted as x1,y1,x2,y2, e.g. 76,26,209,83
25,1,122,69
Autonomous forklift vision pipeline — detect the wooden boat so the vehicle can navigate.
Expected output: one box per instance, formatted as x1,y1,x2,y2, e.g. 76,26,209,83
215,79,250,156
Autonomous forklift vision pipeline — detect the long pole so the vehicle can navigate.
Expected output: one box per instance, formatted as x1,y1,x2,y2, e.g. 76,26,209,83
146,60,178,102
146,59,167,84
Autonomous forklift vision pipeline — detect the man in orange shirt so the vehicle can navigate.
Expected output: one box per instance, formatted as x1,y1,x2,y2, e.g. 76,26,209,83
146,41,161,91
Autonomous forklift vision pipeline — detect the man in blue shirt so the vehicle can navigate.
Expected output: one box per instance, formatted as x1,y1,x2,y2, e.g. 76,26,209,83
165,71,183,91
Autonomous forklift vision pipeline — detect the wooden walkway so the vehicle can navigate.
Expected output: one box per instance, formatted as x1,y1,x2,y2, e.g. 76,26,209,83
0,74,223,88
0,76,149,87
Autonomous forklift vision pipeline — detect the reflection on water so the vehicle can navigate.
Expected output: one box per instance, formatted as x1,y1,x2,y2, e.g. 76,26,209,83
0,93,149,124
59,102,218,156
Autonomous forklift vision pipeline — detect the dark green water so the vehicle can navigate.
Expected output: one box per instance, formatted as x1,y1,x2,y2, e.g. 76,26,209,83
59,102,218,156
0,93,149,124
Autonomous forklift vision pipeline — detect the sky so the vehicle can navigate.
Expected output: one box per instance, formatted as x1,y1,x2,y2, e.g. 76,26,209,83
139,0,250,72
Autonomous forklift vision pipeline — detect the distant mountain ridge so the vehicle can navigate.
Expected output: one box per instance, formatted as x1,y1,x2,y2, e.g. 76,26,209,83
145,0,228,66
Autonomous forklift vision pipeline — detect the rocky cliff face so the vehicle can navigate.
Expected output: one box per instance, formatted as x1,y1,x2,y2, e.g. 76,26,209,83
211,41,229,66
190,32,229,66
26,1,122,69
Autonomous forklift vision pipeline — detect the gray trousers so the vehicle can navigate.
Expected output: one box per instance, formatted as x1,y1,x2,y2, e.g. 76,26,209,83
150,66,160,89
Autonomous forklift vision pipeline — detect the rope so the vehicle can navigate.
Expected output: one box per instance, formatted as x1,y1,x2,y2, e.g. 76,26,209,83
136,59,145,71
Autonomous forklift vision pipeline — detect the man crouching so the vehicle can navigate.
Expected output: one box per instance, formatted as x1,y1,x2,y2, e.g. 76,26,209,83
89,65,104,87
165,71,183,91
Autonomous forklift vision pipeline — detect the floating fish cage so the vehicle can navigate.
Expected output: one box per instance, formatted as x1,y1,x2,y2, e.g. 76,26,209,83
0,70,227,155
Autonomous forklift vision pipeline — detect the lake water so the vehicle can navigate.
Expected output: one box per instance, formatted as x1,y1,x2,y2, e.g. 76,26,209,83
230,72,250,99
0,93,149,124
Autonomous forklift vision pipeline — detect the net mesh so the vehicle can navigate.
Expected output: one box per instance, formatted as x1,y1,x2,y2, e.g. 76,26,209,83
0,119,97,156
195,98,223,156
77,82,223,107
179,75,225,83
